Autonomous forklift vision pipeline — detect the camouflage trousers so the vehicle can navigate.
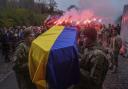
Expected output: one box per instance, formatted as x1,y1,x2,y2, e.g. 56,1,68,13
113,51,119,67
15,71,36,89
73,72,102,89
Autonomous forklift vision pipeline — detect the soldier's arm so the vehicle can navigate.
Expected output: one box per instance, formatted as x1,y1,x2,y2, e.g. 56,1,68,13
79,51,91,81
90,55,108,87
13,44,25,66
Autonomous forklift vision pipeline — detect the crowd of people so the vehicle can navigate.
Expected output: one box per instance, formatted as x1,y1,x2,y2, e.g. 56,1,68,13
0,22,123,89
0,26,47,62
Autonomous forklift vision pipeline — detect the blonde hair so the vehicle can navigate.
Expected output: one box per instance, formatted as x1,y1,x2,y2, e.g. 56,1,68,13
23,27,33,38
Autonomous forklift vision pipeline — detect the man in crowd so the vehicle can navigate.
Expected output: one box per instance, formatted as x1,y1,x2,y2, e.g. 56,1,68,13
116,24,121,35
110,28,122,73
1,28,10,62
74,27,109,89
78,30,85,54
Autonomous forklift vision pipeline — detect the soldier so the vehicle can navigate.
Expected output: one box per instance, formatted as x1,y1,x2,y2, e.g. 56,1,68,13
1,28,10,62
102,30,113,69
74,27,109,89
110,28,122,73
13,27,36,89
116,24,121,35
78,30,85,54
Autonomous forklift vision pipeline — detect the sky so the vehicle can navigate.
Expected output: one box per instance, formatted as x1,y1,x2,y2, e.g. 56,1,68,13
55,0,128,11
55,0,79,10
55,0,128,21
34,0,128,22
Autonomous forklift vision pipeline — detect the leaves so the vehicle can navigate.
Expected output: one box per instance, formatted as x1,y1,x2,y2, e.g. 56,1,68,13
0,8,49,27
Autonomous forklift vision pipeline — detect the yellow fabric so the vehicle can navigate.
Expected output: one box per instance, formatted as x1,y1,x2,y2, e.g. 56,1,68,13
29,26,64,89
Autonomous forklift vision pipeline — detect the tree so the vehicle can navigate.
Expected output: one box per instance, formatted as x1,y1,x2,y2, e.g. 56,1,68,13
49,0,57,13
67,5,79,11
0,8,49,27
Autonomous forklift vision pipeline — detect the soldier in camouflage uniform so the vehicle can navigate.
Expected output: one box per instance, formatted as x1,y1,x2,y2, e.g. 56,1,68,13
110,28,122,73
78,30,85,54
102,29,113,69
74,28,109,89
13,27,36,89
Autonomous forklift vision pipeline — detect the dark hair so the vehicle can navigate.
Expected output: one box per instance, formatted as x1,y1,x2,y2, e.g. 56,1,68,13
84,27,97,41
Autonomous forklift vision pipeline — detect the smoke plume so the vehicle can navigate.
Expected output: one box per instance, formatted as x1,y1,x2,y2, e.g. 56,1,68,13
78,0,128,23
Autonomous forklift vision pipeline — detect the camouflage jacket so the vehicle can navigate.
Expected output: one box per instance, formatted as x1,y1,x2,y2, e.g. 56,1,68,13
110,35,122,52
13,42,29,72
79,45,109,89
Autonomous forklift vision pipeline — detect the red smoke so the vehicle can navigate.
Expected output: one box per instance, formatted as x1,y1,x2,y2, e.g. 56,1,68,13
55,9,105,25
78,0,128,24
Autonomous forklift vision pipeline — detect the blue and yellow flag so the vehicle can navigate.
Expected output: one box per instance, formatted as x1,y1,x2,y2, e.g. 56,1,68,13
29,26,80,89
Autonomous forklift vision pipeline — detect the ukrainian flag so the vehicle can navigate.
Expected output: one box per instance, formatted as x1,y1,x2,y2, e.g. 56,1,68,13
29,26,80,89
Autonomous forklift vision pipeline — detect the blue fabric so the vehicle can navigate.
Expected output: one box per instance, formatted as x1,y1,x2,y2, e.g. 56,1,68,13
46,27,80,89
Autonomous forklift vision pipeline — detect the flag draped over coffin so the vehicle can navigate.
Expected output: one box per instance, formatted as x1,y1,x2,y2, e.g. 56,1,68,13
29,26,80,89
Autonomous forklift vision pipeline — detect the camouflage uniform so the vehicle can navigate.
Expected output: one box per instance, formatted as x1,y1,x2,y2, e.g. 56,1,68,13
78,30,85,54
74,43,109,89
13,42,36,89
110,35,122,68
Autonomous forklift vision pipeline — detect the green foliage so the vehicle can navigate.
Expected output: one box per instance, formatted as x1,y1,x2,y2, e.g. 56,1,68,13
0,8,49,27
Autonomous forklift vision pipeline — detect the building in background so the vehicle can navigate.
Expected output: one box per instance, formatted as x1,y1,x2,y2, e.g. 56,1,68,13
7,0,19,8
19,0,34,9
0,0,34,9
0,0,60,14
34,0,48,13
121,4,128,57
34,0,58,13
0,0,7,8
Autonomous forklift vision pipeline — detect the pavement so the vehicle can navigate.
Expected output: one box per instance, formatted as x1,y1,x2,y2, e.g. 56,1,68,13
0,49,13,82
103,56,128,89
0,71,19,89
0,64,13,83
0,49,19,89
